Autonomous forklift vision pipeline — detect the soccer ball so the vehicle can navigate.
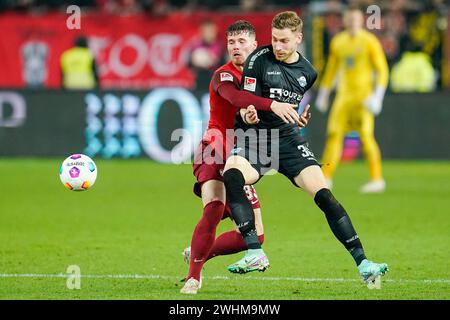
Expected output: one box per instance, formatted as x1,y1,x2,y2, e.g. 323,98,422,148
59,154,97,191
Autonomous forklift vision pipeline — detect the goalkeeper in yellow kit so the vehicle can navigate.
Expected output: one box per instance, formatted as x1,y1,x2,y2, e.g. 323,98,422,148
315,5,389,193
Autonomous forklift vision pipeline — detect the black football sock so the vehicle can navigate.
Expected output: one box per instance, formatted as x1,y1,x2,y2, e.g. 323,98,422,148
223,168,260,250
314,188,367,266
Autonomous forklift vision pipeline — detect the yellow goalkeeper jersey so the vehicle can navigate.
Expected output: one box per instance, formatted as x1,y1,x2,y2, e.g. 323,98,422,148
320,29,389,95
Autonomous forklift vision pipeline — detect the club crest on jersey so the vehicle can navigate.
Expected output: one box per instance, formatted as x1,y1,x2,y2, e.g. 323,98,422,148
298,76,307,87
220,72,233,82
244,77,256,92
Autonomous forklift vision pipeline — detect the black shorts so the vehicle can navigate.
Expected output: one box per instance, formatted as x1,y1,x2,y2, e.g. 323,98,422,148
229,131,320,187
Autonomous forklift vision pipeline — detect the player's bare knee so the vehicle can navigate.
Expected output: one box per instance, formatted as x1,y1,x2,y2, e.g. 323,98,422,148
294,166,328,197
225,158,258,185
201,180,225,206
202,197,225,207
224,155,245,171
203,192,224,202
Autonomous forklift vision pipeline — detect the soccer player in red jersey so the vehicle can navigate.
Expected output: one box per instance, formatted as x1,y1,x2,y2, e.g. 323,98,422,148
181,20,311,294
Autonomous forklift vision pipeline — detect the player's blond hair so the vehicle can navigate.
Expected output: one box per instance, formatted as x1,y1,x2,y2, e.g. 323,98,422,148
272,11,303,33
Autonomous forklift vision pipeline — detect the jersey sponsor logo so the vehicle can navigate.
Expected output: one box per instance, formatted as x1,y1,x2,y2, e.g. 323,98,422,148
267,70,281,75
220,72,233,82
244,77,257,92
269,88,282,99
298,76,307,87
269,88,303,103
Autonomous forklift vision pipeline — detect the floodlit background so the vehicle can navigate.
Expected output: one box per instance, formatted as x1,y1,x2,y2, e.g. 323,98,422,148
0,0,449,299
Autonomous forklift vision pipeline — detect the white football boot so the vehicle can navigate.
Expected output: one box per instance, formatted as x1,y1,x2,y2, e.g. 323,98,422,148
181,246,202,290
360,179,386,194
180,278,201,294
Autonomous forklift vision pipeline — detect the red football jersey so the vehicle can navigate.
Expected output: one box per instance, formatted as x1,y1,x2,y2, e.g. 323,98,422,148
204,61,243,153
208,61,242,132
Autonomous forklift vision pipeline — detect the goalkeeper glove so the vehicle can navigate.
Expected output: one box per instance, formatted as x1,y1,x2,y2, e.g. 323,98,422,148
364,86,385,116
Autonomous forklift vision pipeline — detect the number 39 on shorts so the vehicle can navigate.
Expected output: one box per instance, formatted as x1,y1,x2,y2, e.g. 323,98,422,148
297,144,316,159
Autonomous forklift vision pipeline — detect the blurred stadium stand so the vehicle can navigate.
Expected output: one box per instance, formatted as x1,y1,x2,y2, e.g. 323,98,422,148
0,0,449,161
0,0,448,89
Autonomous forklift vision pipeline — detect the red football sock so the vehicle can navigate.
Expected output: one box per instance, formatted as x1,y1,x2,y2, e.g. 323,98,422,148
206,231,265,261
187,200,225,281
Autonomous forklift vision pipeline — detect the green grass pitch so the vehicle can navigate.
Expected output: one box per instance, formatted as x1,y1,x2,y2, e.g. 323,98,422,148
0,159,449,300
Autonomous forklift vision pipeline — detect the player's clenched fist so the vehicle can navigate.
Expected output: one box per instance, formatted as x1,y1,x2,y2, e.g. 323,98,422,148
240,105,260,124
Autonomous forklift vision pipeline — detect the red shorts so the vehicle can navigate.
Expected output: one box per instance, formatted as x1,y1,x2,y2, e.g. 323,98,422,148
193,140,260,220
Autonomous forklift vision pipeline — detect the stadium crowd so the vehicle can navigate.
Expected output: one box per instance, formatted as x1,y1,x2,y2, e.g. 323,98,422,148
1,0,448,90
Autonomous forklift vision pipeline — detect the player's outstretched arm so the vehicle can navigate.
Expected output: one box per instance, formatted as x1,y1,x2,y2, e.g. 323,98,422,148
217,82,301,125
217,81,272,111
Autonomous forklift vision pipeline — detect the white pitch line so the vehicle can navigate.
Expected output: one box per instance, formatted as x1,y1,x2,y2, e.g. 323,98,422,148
0,273,449,284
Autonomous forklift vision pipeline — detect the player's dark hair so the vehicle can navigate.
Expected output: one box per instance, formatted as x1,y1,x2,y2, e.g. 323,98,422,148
272,11,303,33
226,20,256,37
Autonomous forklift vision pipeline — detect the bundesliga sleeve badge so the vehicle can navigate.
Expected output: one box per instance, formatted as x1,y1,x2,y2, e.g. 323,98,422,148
244,77,256,92
220,72,233,82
